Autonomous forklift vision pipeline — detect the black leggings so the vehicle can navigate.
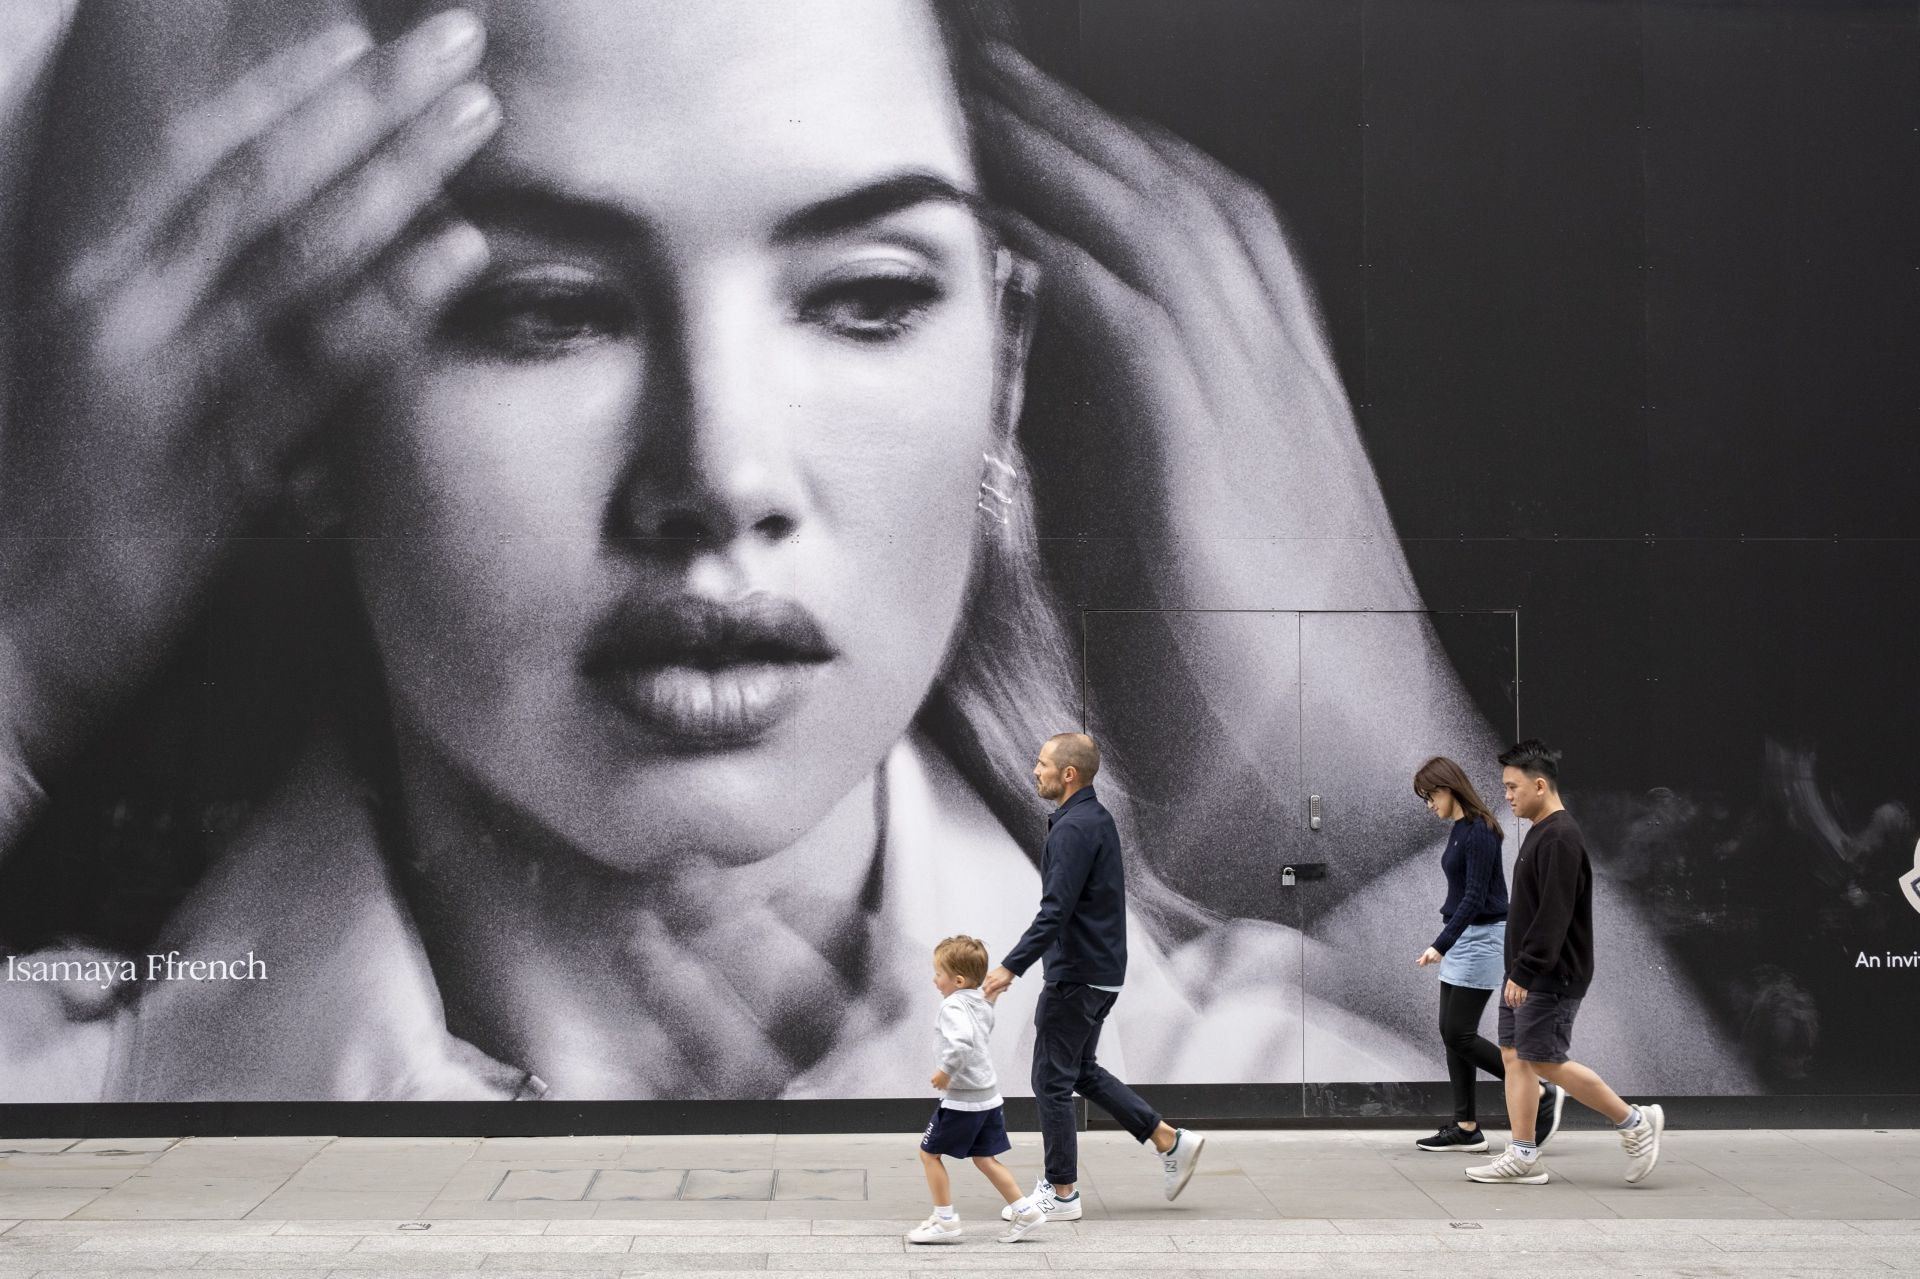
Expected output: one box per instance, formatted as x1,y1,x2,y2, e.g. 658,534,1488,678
1438,980,1506,1124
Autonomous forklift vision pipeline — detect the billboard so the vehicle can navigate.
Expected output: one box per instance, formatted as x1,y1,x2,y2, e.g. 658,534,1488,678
0,0,1913,1112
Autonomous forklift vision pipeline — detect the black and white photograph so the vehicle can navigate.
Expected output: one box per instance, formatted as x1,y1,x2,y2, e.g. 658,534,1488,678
0,0,1912,1112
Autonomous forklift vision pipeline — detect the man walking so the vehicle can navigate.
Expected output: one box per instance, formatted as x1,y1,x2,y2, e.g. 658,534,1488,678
1467,739,1666,1185
982,733,1204,1219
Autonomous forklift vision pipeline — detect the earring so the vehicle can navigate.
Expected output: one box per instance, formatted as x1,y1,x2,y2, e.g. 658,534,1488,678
977,451,1018,527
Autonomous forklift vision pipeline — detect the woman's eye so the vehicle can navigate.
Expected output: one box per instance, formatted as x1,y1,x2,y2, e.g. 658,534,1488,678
800,272,943,342
439,280,635,359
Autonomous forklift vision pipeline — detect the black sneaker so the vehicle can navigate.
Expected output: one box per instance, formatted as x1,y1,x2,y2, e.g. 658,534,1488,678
1416,1124,1489,1153
1535,1083,1567,1149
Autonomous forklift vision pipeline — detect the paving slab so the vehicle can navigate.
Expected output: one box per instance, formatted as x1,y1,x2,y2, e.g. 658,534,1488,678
74,1233,358,1252
273,1219,550,1235
679,1171,776,1202
475,1139,630,1164
590,1170,688,1202
0,1188,106,1217
421,1200,603,1220
771,1169,866,1201
70,1177,284,1220
66,1139,179,1154
496,1170,599,1202
554,1220,808,1236
23,1271,320,1279
591,1202,772,1221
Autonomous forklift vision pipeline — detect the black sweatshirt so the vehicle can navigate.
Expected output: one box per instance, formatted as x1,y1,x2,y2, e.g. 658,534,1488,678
1504,809,1594,997
1001,786,1128,986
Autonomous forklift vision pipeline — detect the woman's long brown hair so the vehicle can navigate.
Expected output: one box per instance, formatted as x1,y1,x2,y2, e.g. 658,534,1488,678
1413,756,1504,839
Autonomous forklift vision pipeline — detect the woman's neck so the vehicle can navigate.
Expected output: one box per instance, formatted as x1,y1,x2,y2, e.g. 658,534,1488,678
384,722,885,1098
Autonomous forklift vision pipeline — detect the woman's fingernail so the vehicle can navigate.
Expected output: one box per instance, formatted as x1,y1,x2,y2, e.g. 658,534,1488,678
442,83,500,133
318,21,374,69
425,8,484,63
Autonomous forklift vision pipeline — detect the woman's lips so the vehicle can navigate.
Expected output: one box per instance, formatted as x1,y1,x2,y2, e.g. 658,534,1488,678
593,661,826,747
579,595,836,749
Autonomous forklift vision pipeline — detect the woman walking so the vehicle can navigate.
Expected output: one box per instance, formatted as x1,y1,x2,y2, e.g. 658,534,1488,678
1413,757,1563,1152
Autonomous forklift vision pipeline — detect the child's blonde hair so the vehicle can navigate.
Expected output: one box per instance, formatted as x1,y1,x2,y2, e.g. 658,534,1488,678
934,935,989,988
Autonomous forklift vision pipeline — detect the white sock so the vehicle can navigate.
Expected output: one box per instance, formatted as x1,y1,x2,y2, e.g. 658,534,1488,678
934,1204,956,1220
1010,1195,1035,1213
1511,1140,1539,1161
1616,1105,1642,1131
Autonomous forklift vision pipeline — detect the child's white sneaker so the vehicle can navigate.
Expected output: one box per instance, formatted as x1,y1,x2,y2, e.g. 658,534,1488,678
906,1213,963,1244
998,1203,1046,1243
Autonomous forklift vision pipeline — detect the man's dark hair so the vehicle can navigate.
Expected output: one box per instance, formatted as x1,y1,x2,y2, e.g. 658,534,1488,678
1498,739,1562,786
1046,732,1101,784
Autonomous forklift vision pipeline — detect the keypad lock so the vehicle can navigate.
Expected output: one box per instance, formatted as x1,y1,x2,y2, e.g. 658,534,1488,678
1281,866,1297,888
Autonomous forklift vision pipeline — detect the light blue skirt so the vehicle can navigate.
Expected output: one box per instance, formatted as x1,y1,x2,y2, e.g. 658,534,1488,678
1437,920,1506,991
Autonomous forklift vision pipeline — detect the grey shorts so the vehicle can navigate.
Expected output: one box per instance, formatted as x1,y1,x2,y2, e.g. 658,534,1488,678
1497,990,1582,1064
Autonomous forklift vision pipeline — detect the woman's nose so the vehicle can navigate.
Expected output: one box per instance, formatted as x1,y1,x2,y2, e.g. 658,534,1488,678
609,300,804,550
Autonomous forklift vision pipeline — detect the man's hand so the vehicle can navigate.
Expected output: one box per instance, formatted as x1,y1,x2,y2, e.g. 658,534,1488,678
930,1071,950,1090
982,966,1015,1000
1503,978,1528,1008
1416,947,1442,967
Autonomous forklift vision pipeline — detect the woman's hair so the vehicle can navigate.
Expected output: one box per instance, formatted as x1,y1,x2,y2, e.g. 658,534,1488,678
913,0,1220,939
1413,756,1504,839
933,934,988,986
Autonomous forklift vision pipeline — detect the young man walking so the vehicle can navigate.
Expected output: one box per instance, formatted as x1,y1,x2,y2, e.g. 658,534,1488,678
982,733,1205,1221
1467,739,1666,1186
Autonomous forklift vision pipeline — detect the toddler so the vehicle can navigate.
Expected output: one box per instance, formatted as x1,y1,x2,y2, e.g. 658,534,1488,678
907,935,1046,1244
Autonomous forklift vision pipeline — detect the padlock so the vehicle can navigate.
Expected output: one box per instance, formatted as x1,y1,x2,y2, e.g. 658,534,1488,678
1281,866,1296,888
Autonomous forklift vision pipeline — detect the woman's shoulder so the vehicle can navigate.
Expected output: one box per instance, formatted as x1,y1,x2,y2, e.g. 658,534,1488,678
1463,817,1503,849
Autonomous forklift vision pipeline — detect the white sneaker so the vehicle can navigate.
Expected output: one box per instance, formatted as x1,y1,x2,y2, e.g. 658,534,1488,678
1621,1103,1666,1184
998,1203,1046,1243
1000,1180,1083,1221
1160,1128,1205,1201
1464,1148,1550,1185
905,1213,963,1244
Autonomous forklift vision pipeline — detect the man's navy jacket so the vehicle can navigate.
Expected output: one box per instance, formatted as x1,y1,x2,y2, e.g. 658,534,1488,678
1001,786,1128,986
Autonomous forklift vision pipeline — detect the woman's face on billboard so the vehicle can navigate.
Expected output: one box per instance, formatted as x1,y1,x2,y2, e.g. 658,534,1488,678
350,0,1000,869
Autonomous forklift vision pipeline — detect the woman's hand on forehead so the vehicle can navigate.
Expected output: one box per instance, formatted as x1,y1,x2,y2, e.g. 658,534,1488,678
972,37,1362,539
0,8,501,765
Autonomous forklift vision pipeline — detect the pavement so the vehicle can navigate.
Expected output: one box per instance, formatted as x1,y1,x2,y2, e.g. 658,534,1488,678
0,1127,1917,1276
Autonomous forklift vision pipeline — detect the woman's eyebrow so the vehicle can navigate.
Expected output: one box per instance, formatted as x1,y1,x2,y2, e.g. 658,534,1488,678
769,171,984,245
445,171,983,250
448,178,650,250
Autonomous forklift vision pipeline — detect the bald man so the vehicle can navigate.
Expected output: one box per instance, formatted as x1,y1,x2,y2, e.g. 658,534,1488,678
983,733,1205,1220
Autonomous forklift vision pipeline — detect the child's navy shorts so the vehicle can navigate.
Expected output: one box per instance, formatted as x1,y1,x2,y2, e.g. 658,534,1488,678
920,1104,1011,1159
